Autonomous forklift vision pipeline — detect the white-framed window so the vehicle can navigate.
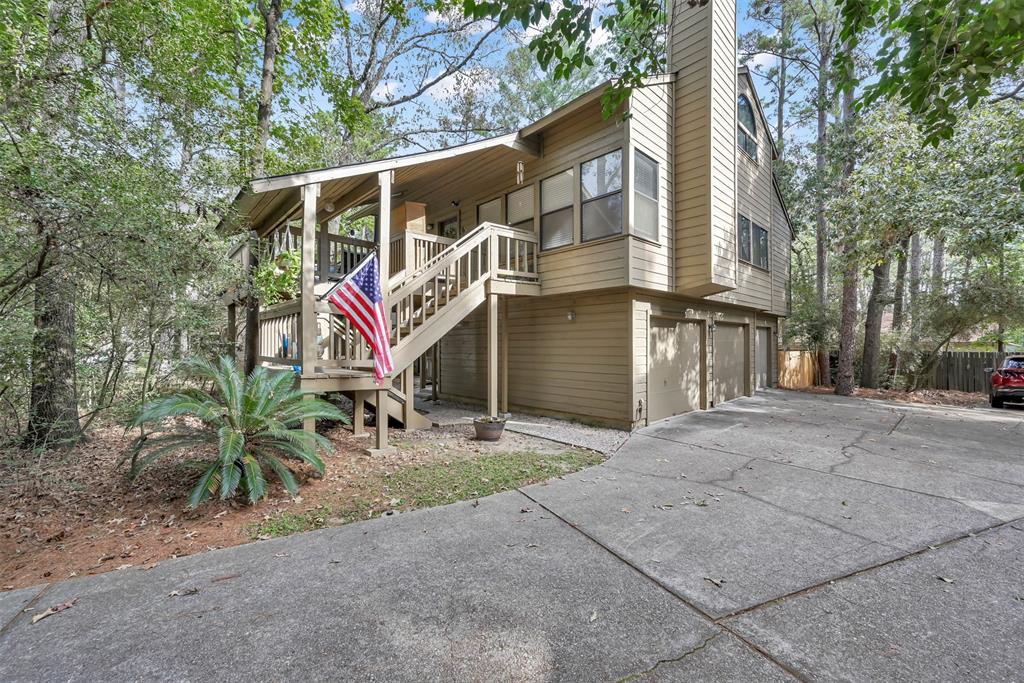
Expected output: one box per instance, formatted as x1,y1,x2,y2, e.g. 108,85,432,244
581,149,623,242
477,197,502,226
633,149,659,241
506,185,534,231
737,95,758,161
540,169,574,250
738,214,769,270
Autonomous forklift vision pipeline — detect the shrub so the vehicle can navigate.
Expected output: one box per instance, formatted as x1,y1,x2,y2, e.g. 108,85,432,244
127,357,346,507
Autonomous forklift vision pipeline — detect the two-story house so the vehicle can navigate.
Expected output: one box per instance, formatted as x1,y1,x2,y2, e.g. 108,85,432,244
224,0,792,447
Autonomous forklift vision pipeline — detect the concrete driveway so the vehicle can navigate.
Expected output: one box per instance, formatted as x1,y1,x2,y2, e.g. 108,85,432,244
2,390,1022,681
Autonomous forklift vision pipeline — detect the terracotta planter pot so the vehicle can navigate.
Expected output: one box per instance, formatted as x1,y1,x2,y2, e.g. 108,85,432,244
473,418,505,441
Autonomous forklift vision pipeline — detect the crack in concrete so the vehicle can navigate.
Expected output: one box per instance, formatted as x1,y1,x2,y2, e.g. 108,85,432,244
637,431,1022,521
616,631,724,681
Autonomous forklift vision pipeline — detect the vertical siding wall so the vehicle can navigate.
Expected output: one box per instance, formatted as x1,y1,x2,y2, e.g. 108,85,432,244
438,291,634,428
710,75,773,312
770,182,792,317
627,82,674,292
669,0,737,297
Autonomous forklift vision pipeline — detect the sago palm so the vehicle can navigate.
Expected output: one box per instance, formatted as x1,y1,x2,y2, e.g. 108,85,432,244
128,356,346,507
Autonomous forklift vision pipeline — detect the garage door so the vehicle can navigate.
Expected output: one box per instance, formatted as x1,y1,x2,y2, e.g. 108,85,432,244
713,323,747,406
648,318,703,422
756,327,772,389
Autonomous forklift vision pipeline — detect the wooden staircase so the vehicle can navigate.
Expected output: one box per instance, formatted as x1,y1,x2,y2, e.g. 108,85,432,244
280,222,540,428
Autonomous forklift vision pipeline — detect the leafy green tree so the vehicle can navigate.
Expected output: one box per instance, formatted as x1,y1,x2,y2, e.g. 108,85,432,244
837,0,1024,147
129,357,345,506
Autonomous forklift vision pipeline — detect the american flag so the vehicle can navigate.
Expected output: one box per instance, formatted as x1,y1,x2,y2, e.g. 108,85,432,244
326,254,394,382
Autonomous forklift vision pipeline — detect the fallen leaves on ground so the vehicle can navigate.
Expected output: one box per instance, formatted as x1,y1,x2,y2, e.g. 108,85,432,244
31,598,78,624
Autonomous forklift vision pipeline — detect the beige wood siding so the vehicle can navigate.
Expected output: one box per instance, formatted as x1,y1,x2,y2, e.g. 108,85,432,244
771,182,793,317
419,99,628,298
438,291,633,428
669,0,737,297
627,82,674,292
711,73,774,312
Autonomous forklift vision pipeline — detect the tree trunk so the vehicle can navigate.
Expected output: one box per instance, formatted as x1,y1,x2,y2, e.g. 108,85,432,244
253,0,283,177
909,233,922,342
776,6,789,154
814,67,831,386
243,237,260,375
891,236,909,329
861,260,890,389
834,78,857,397
930,234,944,294
25,269,81,447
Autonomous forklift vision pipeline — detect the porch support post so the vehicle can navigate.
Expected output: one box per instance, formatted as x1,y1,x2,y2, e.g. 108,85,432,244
300,183,320,379
373,170,393,452
243,235,259,375
375,388,389,450
317,218,331,282
431,343,439,401
352,390,366,437
500,297,509,414
487,291,498,418
302,392,315,433
402,365,415,427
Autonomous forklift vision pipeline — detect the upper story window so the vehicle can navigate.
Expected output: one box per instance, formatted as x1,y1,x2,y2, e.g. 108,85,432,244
581,149,623,242
737,95,758,161
541,169,574,250
477,197,502,226
633,149,659,241
738,214,769,270
506,185,534,231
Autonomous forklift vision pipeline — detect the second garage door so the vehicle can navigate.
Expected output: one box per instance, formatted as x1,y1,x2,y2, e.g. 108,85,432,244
713,323,747,406
648,318,703,422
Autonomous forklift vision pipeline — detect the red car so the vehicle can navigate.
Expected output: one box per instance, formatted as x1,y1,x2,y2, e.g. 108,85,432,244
989,355,1024,408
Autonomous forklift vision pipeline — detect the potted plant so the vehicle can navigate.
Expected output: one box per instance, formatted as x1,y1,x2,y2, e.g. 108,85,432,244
252,249,301,306
473,415,506,441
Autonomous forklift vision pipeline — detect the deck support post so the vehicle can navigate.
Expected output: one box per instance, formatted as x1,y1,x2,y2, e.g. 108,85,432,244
373,170,393,451
487,291,498,418
300,183,320,433
431,343,439,401
402,365,415,428
352,390,366,437
301,393,315,433
501,297,509,414
374,388,389,450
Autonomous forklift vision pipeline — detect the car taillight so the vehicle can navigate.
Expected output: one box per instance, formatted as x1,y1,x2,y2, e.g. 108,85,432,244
993,372,1005,385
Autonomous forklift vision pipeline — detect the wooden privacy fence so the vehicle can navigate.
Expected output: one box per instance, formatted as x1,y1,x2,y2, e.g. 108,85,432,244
930,351,1002,393
778,350,816,389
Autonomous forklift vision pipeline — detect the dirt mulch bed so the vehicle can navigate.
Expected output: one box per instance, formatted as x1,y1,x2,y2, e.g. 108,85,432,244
799,386,988,408
0,423,584,592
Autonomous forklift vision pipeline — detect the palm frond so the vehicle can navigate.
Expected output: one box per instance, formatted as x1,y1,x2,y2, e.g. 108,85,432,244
241,454,266,504
256,451,300,496
262,437,325,473
188,463,222,509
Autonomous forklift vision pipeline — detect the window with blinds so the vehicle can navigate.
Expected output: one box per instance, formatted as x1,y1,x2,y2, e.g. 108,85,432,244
506,185,534,231
581,149,622,242
541,169,574,250
477,197,502,226
633,150,659,241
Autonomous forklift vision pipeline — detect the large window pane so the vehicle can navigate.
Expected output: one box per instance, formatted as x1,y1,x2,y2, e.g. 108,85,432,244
541,169,573,213
507,185,534,227
582,193,622,242
754,224,769,269
634,194,658,241
738,215,752,263
634,150,659,241
477,197,502,225
541,206,573,250
581,150,622,199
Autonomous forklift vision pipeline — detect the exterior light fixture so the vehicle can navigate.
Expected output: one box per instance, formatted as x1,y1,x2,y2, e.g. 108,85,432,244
516,160,525,184
567,310,576,321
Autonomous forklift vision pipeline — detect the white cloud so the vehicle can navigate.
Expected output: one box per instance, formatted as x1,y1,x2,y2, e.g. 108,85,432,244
744,52,777,71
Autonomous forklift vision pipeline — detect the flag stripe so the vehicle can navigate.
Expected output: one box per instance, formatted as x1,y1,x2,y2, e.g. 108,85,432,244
325,254,394,382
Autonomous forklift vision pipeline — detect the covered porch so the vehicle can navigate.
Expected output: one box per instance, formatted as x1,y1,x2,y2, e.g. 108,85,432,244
223,133,544,450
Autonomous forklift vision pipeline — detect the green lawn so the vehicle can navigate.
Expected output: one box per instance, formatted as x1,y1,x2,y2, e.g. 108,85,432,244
252,449,602,539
